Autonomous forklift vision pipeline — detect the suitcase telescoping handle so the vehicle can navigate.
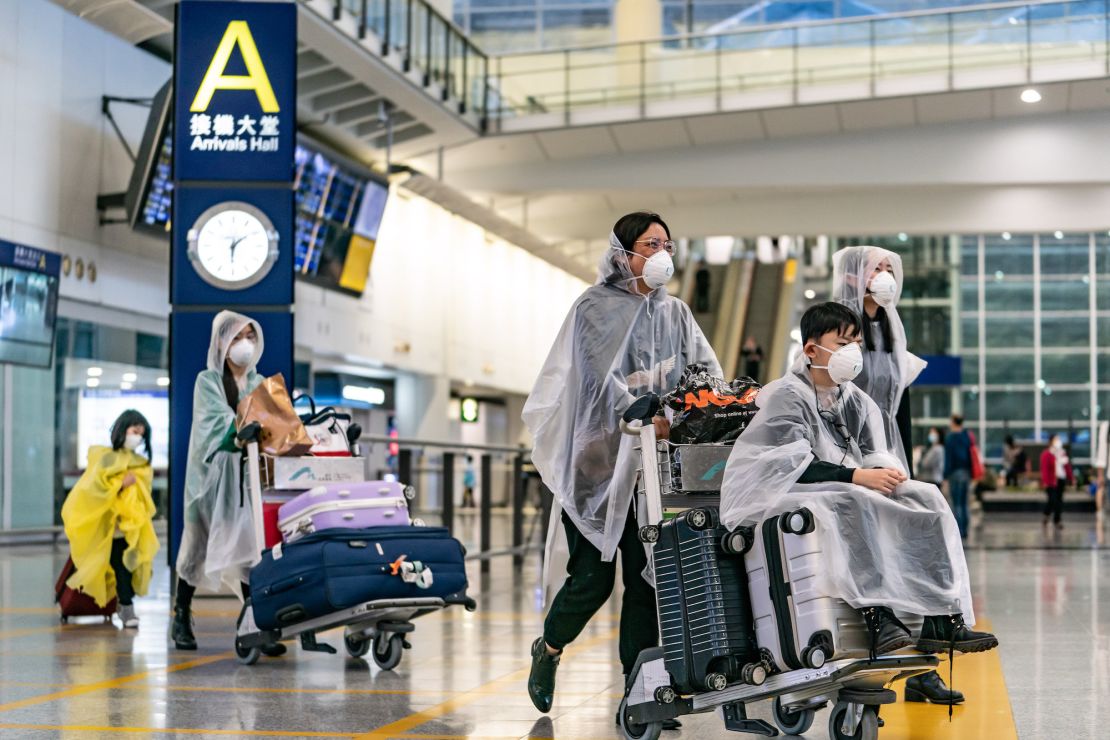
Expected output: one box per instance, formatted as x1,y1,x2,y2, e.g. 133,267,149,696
620,393,665,530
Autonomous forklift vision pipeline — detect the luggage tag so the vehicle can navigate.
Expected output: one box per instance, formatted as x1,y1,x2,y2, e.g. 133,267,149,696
272,543,283,560
389,555,435,589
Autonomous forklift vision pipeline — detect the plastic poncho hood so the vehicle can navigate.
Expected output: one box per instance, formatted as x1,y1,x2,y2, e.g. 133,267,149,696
832,246,926,466
175,311,264,595
720,354,974,623
523,233,720,564
62,447,159,607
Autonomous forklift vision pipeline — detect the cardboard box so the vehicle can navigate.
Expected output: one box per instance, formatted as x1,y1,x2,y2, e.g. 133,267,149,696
269,456,365,490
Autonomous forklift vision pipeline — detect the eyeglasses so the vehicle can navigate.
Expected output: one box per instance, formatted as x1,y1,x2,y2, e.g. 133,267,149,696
635,238,677,255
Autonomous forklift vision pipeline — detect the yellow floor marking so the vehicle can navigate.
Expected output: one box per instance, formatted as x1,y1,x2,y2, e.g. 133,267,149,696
874,619,1017,740
0,624,67,640
0,652,229,714
0,607,59,615
351,627,620,740
0,723,352,737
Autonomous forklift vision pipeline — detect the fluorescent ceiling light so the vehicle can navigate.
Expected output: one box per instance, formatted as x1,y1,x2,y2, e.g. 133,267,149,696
122,372,138,382
156,377,170,387
1020,88,1042,104
704,236,735,266
86,378,100,388
87,367,103,378
342,384,386,406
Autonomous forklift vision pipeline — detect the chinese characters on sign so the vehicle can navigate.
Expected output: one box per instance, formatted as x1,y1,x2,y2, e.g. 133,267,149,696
189,112,281,152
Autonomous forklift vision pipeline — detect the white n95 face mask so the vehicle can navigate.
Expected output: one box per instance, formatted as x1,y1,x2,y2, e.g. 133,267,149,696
124,434,144,452
868,271,898,308
641,251,674,291
811,342,864,385
228,339,255,367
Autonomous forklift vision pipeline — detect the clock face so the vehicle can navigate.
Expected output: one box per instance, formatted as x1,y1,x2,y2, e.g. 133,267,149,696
187,202,279,290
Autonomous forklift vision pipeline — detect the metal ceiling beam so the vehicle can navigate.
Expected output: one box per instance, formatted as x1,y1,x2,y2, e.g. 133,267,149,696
311,83,376,114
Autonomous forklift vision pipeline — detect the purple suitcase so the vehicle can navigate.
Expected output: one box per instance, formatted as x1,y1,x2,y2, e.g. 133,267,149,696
277,481,412,543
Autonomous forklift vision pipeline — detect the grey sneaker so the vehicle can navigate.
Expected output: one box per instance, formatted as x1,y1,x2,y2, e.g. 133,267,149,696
118,604,139,629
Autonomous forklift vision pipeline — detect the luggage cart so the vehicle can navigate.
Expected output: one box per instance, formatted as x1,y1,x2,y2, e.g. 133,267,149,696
617,410,938,740
233,424,477,670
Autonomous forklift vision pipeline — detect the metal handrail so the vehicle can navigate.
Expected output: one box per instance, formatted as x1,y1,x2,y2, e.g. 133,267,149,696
494,0,1088,59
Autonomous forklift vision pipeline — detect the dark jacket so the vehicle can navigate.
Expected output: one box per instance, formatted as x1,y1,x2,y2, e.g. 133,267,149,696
944,429,972,478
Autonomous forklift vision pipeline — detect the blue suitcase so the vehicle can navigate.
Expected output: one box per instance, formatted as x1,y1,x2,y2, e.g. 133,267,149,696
249,526,470,631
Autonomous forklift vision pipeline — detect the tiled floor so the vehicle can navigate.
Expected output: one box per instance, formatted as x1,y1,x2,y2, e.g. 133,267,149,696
0,511,1106,739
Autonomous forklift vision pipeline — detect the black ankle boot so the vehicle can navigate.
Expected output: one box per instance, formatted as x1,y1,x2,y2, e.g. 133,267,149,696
528,637,560,714
171,605,197,651
905,670,965,705
860,607,913,659
917,614,999,654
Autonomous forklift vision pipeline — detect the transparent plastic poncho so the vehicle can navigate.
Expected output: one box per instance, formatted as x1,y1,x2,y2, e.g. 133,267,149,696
720,355,974,623
523,234,720,570
175,310,265,595
832,246,927,468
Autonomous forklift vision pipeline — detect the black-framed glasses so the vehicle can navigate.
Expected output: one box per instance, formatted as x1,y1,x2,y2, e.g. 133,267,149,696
635,238,677,255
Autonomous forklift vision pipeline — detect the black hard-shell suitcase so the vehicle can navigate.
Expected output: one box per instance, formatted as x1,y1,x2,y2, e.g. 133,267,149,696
653,507,762,693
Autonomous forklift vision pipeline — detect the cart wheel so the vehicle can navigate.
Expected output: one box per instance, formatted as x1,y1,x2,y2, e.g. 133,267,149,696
828,701,878,740
687,508,709,530
345,634,370,659
412,518,426,527
638,525,660,544
617,697,662,740
373,634,404,671
772,696,816,736
235,640,262,666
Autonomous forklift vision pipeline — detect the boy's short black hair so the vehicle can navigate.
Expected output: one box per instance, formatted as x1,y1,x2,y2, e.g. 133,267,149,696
800,302,862,344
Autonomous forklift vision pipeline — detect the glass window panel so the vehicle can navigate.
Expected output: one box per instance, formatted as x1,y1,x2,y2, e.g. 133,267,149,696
983,427,1035,461
1041,316,1089,348
1040,233,1089,274
961,353,980,386
910,388,953,424
1096,234,1110,273
901,306,949,355
986,391,1035,422
984,235,1032,276
1042,353,1091,386
985,354,1034,385
961,389,981,421
959,279,978,312
983,279,1033,312
1041,390,1093,421
961,317,980,349
1097,355,1110,384
983,317,1034,348
1041,278,1091,311
1099,317,1110,346
1096,281,1110,311
960,240,978,277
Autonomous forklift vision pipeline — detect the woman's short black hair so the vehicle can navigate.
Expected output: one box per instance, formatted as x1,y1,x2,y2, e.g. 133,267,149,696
111,409,152,458
800,302,863,344
931,426,947,445
613,211,670,251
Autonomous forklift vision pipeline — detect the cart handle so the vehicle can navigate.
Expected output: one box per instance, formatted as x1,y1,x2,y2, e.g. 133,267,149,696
620,418,645,437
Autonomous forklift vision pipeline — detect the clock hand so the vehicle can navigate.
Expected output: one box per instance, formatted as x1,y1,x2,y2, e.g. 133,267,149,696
228,236,246,262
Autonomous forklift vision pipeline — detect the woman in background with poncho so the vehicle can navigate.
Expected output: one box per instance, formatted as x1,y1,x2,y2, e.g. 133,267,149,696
522,211,719,723
62,410,158,628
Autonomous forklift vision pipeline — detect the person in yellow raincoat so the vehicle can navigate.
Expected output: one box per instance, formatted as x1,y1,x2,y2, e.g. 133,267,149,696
61,410,159,628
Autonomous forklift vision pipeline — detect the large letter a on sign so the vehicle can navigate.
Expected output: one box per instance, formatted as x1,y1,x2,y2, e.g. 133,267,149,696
191,20,280,113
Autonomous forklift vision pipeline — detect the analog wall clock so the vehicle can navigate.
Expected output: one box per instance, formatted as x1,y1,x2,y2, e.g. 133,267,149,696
186,201,279,290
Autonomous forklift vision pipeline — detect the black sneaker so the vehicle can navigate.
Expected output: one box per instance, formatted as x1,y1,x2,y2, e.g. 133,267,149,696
528,637,560,714
171,605,196,651
860,607,914,659
905,670,965,705
917,614,999,654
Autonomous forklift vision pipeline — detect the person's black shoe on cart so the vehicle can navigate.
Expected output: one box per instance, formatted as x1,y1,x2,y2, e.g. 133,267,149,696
861,606,914,658
917,614,999,654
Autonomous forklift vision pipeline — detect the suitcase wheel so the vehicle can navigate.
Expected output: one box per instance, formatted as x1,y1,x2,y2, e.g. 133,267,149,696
638,525,660,544
772,696,818,736
802,644,827,669
705,672,728,691
780,508,815,536
686,509,710,531
402,485,416,500
721,529,751,555
741,662,767,686
653,686,677,705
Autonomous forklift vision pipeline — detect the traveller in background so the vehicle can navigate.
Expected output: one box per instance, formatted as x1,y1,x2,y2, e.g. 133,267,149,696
944,415,973,539
172,311,284,656
832,246,960,703
832,246,926,475
461,456,476,508
741,337,763,382
1041,434,1073,530
917,427,946,487
61,410,159,629
1003,435,1026,488
721,302,996,678
522,211,719,727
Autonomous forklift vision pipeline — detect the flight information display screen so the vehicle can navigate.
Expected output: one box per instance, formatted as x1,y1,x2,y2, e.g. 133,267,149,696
0,241,61,369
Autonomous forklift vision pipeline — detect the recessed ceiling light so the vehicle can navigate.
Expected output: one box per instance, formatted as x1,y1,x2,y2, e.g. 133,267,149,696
804,289,816,300
86,378,100,388
87,367,103,378
120,382,133,391
1054,230,1064,239
122,372,137,383
1002,232,1012,240
897,233,908,242
157,377,170,387
1021,88,1042,104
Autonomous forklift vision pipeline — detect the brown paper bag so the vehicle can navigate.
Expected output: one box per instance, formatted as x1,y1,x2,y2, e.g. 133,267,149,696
236,374,314,457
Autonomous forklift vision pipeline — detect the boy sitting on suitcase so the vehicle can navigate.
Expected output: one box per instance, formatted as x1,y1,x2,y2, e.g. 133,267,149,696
720,302,997,658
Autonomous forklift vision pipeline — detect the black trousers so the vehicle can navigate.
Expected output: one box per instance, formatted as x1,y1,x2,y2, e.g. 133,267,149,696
1044,483,1065,524
109,539,135,607
543,507,657,676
